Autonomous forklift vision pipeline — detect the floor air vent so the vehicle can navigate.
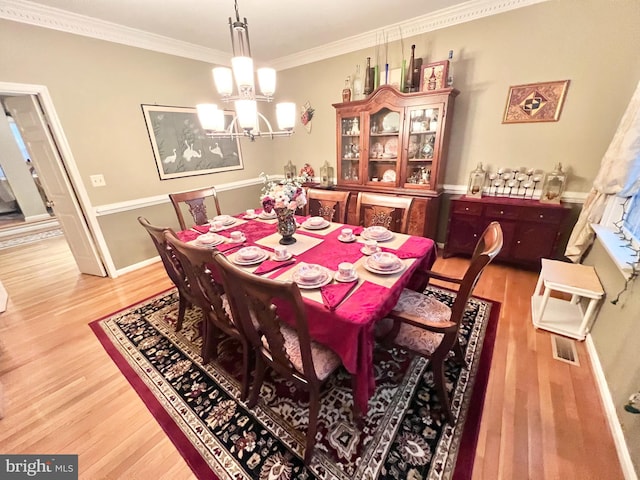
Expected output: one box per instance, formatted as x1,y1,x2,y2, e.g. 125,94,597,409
551,335,580,366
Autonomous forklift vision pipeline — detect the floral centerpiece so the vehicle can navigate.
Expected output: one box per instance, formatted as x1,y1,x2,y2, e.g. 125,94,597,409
260,173,307,244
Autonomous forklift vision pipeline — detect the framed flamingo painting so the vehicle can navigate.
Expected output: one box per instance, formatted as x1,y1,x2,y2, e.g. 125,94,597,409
141,105,243,180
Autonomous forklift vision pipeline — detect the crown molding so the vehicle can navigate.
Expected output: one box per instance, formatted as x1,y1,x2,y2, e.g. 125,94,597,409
0,0,230,64
271,0,548,70
2,0,547,69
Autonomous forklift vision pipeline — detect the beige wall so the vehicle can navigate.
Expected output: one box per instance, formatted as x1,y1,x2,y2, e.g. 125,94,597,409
583,239,640,473
276,0,640,194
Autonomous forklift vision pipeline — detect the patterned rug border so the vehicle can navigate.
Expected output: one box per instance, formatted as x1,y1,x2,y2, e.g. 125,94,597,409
0,228,63,250
89,288,501,480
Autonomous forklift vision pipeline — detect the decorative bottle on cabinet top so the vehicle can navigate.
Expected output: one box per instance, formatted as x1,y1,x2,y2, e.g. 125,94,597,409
446,50,454,87
352,65,363,100
363,57,372,96
428,68,437,91
342,76,352,103
405,45,416,92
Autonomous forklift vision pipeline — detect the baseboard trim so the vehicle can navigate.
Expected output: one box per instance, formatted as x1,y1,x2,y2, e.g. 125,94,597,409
586,334,638,480
114,255,160,278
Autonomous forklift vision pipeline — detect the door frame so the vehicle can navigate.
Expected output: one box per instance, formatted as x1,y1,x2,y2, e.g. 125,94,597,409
0,82,114,276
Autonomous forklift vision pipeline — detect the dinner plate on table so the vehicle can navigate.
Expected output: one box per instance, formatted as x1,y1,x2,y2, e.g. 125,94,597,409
292,265,332,289
258,211,277,220
363,256,405,275
194,233,225,247
302,219,330,230
361,228,394,242
232,248,269,266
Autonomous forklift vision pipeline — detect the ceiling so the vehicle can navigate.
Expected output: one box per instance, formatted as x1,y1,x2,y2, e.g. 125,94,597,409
2,0,544,68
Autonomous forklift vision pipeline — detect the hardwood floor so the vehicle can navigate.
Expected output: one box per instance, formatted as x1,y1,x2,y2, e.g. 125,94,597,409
0,236,624,479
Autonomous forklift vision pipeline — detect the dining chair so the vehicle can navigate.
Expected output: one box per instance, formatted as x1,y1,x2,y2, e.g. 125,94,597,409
137,216,201,332
355,192,414,233
377,221,503,422
212,251,343,465
169,186,222,231
305,188,350,223
163,230,252,401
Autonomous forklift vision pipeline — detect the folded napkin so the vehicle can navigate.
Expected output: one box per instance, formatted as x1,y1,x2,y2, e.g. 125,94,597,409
216,242,245,253
192,224,210,234
321,280,358,311
178,230,199,242
254,259,296,275
351,226,364,235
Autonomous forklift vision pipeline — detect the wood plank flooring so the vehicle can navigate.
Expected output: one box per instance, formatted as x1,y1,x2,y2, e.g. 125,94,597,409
0,236,624,479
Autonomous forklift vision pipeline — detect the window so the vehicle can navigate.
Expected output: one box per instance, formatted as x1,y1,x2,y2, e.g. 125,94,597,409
623,189,640,243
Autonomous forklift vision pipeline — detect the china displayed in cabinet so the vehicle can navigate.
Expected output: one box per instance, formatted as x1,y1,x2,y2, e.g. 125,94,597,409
333,85,458,238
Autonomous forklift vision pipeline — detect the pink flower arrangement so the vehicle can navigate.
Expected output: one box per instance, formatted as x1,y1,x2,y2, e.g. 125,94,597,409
260,173,307,213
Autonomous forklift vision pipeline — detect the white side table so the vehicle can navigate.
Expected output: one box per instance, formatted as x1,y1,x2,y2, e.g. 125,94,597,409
531,259,604,341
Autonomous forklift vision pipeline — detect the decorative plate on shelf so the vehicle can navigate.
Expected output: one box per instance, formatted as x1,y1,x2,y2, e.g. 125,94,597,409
384,138,398,156
381,112,400,132
382,169,396,182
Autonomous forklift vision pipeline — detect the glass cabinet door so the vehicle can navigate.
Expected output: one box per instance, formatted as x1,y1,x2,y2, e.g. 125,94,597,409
339,116,361,183
367,107,401,186
403,106,441,188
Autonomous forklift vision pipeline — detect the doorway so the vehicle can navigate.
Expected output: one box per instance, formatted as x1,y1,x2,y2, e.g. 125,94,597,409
0,82,108,277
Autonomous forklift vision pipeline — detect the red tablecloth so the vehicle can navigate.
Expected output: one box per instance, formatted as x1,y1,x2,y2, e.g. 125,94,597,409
180,218,436,414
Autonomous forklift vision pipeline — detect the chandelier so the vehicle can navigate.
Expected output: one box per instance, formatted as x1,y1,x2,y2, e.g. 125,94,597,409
197,0,295,141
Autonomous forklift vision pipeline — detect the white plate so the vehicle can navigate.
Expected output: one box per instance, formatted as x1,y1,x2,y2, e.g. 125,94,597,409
363,258,405,275
335,271,358,283
292,270,332,289
302,220,330,230
382,169,396,182
382,111,400,132
360,246,381,256
338,234,357,243
258,212,277,220
196,234,224,246
243,214,258,219
271,253,293,262
232,250,268,266
361,230,393,242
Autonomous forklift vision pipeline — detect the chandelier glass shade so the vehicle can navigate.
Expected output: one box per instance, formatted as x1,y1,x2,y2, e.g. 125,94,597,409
197,1,295,140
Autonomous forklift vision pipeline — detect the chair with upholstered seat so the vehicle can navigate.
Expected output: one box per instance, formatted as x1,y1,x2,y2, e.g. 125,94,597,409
355,192,413,233
305,188,350,223
212,251,343,465
137,216,201,332
378,221,503,422
163,230,251,400
169,187,222,231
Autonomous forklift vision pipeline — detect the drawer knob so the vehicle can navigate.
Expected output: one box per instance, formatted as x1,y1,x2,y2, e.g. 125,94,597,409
473,234,478,238
516,240,521,244
539,214,544,218
500,210,504,214
465,207,469,211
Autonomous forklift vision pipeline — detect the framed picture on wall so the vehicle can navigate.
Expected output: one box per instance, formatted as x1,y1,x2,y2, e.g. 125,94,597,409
502,80,570,123
420,60,449,92
141,104,243,180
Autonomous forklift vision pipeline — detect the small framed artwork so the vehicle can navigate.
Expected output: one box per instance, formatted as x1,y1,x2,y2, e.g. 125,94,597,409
141,104,243,180
502,80,570,123
420,61,449,92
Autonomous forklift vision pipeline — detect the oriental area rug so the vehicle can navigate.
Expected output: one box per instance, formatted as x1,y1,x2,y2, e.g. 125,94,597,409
90,287,499,480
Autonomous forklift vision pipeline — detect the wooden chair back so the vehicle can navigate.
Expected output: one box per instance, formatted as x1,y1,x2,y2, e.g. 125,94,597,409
305,188,350,223
355,192,414,233
137,216,199,331
137,216,185,293
447,221,503,334
169,186,222,230
163,230,233,334
212,252,320,384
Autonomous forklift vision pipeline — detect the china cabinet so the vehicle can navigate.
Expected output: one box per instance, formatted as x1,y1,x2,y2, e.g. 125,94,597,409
332,85,458,238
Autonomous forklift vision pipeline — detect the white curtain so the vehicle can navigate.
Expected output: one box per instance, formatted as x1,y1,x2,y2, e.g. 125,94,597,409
565,80,640,262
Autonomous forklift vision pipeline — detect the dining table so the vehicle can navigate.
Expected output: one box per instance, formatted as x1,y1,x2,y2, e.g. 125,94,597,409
177,210,437,415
